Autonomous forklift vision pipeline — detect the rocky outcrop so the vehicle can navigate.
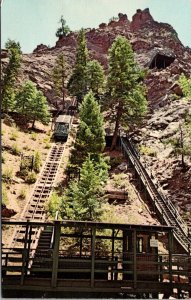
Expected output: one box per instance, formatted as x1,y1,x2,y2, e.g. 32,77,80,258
130,8,154,31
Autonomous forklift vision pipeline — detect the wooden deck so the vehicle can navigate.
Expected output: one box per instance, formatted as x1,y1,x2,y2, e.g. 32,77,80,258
2,220,191,298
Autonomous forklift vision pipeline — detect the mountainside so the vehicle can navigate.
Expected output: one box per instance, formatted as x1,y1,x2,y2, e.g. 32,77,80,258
2,8,191,223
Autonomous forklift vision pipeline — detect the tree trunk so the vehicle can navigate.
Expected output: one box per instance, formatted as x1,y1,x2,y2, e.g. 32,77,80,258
111,106,122,150
31,119,36,129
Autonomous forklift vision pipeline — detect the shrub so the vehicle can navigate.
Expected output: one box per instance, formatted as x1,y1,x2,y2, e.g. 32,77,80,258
12,143,22,155
110,156,123,169
45,142,51,149
33,151,42,173
43,136,50,143
23,145,30,151
31,132,37,141
10,129,19,141
139,145,157,157
25,171,37,184
18,188,27,199
2,184,9,205
2,167,13,182
17,169,29,179
46,192,61,218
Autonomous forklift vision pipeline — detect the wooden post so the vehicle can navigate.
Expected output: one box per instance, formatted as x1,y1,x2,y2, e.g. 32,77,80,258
111,229,115,280
133,229,137,289
91,227,96,288
21,221,29,285
51,221,61,288
79,232,83,257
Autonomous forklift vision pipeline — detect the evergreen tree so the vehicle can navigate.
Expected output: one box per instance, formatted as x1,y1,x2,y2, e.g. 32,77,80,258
15,80,36,114
67,29,89,102
87,59,105,98
60,156,104,221
52,53,67,110
178,74,191,99
106,36,147,149
15,80,50,127
2,39,22,112
71,91,105,165
55,16,70,38
169,114,191,167
31,90,50,128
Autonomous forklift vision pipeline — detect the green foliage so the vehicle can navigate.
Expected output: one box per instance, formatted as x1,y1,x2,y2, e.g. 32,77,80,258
10,128,19,141
86,60,105,97
31,132,37,140
15,80,50,127
167,117,191,165
46,192,61,218
2,184,9,205
139,145,157,157
2,39,22,112
17,168,29,179
55,16,70,38
12,143,22,155
110,156,124,169
178,74,191,99
106,36,147,149
2,167,13,183
18,188,27,199
25,171,37,184
60,156,106,221
44,142,51,149
52,53,67,109
67,29,89,101
71,91,106,166
33,151,42,173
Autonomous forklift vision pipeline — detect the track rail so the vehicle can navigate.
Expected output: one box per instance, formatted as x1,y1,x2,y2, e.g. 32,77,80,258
120,137,191,253
8,143,65,249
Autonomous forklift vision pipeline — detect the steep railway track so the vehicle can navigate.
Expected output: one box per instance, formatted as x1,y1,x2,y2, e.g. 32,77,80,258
8,143,65,250
120,137,191,253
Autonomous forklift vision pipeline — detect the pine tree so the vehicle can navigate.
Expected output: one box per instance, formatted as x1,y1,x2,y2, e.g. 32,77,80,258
86,59,105,98
169,114,191,167
15,80,50,127
15,80,36,115
2,39,22,112
106,36,147,149
55,16,70,38
67,29,89,102
30,90,50,128
60,156,104,221
52,53,67,111
71,91,105,165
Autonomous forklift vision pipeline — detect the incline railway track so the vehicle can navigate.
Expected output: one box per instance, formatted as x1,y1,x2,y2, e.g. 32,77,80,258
8,143,65,250
120,137,191,253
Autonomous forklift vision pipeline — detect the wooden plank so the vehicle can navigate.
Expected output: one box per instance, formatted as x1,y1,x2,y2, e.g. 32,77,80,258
91,228,96,288
51,221,61,288
133,229,137,289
